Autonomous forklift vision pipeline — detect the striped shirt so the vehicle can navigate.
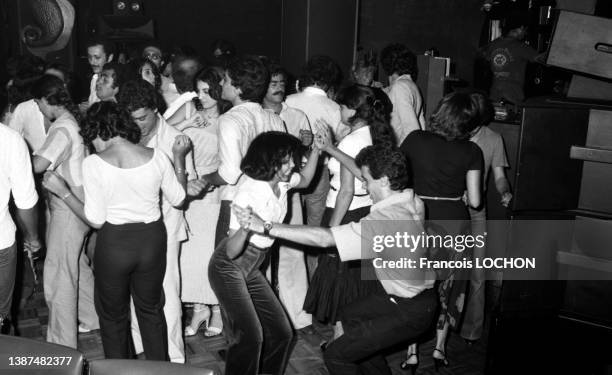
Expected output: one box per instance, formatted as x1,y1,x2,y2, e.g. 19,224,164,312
34,112,85,187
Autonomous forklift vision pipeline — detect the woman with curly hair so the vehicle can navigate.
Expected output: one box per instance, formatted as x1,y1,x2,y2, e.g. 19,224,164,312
181,66,231,338
398,92,483,372
42,101,188,360
304,84,394,344
208,131,325,375
29,75,98,349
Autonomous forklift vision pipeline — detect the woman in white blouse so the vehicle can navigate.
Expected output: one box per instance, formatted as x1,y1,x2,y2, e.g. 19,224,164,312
304,84,395,344
43,101,190,360
208,131,324,375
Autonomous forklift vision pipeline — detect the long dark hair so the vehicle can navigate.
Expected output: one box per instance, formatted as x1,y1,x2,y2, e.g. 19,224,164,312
241,131,304,181
194,66,232,114
336,84,395,147
31,75,81,122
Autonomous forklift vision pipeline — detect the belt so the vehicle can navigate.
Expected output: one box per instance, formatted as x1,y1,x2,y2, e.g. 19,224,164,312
418,195,462,201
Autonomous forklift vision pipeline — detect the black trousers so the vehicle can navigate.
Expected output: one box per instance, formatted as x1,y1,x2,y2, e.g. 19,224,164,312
94,219,168,360
324,289,437,375
209,241,294,375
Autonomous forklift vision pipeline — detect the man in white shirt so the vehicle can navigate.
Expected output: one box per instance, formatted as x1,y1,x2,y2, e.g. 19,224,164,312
80,38,114,111
199,55,285,246
380,44,426,146
262,63,313,330
0,124,40,332
118,80,200,363
285,55,346,279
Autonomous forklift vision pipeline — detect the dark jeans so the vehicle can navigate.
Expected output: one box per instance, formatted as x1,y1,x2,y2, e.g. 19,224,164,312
214,200,231,248
94,220,168,360
324,289,437,375
209,241,294,375
0,244,17,321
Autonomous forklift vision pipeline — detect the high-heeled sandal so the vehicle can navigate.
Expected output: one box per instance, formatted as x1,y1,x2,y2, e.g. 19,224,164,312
400,352,418,375
204,305,223,337
433,348,449,371
184,305,210,337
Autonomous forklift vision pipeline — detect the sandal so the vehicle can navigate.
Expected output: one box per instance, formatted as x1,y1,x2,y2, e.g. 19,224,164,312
205,305,223,337
184,304,210,337
433,348,449,371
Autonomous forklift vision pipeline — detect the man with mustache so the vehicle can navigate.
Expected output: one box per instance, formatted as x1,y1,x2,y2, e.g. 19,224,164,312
262,63,313,331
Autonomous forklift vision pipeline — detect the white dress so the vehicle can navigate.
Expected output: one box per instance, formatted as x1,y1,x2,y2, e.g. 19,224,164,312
180,109,221,305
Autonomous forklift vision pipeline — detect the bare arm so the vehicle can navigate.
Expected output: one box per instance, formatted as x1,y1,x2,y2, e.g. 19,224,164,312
294,148,321,189
329,165,354,226
42,172,101,229
492,166,512,207
15,206,39,243
466,169,482,209
200,171,228,186
32,155,52,174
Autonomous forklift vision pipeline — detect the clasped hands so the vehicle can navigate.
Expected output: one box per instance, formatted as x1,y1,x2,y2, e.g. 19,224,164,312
231,204,265,234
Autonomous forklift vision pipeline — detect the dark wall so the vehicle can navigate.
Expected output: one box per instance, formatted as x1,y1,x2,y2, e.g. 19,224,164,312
359,0,485,85
79,0,282,62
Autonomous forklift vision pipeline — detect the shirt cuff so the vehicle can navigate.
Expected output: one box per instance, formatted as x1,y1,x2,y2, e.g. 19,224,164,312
331,222,362,262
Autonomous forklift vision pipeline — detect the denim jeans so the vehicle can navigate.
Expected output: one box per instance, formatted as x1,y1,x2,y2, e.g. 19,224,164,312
323,289,437,375
209,241,294,375
0,243,17,321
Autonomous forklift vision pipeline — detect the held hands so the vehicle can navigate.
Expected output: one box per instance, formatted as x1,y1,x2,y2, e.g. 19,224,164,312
24,237,42,259
187,178,210,197
299,129,314,147
42,171,70,197
172,135,192,157
231,204,265,234
313,119,332,151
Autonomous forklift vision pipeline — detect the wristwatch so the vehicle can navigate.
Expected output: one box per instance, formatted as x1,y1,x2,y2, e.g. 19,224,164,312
263,221,273,236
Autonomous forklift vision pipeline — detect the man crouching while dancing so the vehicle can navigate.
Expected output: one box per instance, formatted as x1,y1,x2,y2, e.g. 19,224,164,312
233,143,437,375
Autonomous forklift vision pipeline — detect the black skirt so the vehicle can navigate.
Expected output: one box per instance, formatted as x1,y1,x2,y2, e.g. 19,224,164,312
303,205,385,323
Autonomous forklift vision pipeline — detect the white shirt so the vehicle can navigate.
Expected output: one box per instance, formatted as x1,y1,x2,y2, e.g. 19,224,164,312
146,115,196,240
7,99,47,152
33,112,86,187
326,125,373,210
217,102,285,201
286,87,349,141
0,124,38,248
276,102,311,137
230,174,301,248
385,74,425,146
163,91,197,120
89,74,100,105
83,149,185,226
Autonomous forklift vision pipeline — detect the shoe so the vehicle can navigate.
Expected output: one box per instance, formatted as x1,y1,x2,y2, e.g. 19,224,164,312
204,305,223,337
433,348,449,372
184,305,210,337
400,353,418,375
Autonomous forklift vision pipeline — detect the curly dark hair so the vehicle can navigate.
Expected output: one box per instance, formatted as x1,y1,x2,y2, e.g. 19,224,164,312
380,43,418,78
194,66,232,114
355,144,410,191
117,79,159,113
241,131,304,181
31,75,80,122
81,101,141,147
101,62,129,89
226,55,269,102
298,55,342,91
336,84,395,147
427,92,481,141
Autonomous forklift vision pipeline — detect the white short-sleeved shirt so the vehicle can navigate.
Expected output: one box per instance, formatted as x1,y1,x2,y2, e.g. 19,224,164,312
217,102,286,201
286,87,349,141
326,125,373,210
7,99,47,152
277,103,311,138
83,149,185,226
230,173,301,249
0,124,39,248
385,74,425,146
34,112,85,187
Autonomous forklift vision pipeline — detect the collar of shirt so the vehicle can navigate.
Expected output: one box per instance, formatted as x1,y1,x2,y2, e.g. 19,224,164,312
302,87,327,97
370,190,416,213
390,74,415,85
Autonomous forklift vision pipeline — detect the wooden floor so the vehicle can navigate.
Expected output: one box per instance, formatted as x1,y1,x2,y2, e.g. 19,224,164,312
11,267,488,375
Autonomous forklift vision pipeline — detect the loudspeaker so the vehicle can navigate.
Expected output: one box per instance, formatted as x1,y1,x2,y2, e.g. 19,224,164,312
15,0,78,70
112,0,144,16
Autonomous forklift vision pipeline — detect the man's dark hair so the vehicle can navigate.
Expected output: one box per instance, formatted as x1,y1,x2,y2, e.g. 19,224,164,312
31,75,81,122
86,37,115,57
101,62,129,89
211,39,236,57
502,12,530,36
298,55,342,91
117,79,158,112
355,144,410,191
265,61,287,81
241,131,304,181
172,56,201,93
82,101,141,146
226,55,269,102
428,92,480,141
380,43,417,78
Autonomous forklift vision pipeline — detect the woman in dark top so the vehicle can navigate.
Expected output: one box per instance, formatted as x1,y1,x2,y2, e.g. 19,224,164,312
399,92,482,372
